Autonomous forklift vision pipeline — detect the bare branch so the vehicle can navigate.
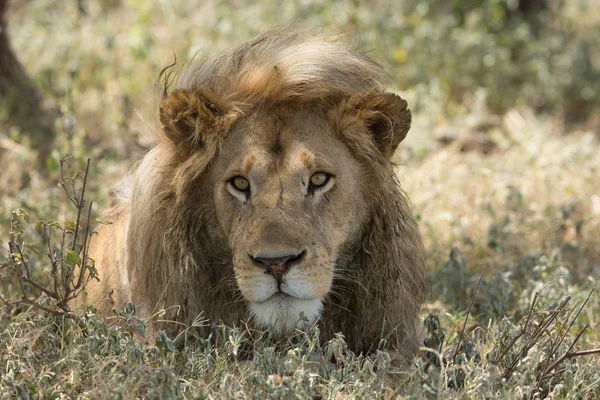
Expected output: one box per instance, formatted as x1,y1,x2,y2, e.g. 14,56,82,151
543,325,591,375
71,158,91,251
502,296,571,380
552,288,595,356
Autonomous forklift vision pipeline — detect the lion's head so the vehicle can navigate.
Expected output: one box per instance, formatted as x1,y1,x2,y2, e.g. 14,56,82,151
83,28,426,362
213,99,412,332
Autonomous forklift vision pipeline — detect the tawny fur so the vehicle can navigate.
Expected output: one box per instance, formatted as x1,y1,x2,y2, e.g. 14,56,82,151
74,27,426,365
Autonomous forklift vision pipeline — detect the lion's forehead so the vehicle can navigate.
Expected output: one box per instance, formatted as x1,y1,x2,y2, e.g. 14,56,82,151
221,108,342,176
239,146,317,175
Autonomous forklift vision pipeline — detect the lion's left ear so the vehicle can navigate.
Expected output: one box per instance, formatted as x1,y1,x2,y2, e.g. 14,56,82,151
353,92,411,159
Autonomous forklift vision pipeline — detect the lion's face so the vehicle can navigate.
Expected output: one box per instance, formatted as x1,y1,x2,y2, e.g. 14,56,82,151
212,106,369,332
159,83,412,335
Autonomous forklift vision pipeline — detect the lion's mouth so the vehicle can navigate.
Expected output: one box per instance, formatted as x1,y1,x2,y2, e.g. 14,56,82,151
259,291,299,303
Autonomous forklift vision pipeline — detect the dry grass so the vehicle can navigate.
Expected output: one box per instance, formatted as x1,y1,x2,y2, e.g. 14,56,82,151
1,0,599,398
406,109,600,274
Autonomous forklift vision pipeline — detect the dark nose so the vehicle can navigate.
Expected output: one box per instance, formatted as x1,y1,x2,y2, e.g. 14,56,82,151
250,251,306,280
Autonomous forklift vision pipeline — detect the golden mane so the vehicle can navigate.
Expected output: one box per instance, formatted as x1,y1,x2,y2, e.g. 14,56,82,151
177,27,388,105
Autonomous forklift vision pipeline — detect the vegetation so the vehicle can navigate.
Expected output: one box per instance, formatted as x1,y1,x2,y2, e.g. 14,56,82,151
1,0,599,398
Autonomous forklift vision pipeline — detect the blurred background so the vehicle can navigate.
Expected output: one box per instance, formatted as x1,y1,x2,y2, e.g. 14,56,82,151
0,0,599,319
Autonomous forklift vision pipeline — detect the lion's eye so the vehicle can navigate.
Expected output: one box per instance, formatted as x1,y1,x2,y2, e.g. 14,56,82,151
230,176,250,192
310,173,329,188
308,172,334,196
227,176,251,203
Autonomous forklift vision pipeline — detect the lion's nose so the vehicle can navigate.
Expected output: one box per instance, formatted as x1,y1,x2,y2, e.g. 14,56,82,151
250,251,306,281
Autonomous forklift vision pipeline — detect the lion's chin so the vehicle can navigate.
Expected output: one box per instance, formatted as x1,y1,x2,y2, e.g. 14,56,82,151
249,294,323,334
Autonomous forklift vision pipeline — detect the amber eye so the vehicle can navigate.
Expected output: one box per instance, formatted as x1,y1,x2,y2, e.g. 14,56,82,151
231,176,250,192
310,172,329,188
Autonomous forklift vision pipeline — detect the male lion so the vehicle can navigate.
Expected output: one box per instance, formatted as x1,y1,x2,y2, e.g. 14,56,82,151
75,28,426,364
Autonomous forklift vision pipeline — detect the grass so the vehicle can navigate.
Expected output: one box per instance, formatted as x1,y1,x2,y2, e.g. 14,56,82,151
1,0,599,398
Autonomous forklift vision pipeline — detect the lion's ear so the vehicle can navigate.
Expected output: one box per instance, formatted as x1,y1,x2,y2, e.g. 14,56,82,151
356,92,411,159
159,89,222,149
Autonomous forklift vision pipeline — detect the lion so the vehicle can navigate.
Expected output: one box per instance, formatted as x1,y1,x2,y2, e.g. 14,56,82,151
74,27,426,365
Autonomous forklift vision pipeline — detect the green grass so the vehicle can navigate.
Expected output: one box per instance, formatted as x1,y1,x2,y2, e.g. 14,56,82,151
1,0,599,398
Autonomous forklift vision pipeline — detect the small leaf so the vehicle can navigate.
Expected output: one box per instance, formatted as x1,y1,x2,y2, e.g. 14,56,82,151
13,208,29,223
64,220,77,232
65,250,81,266
45,220,63,230
156,331,176,352
73,170,85,181
60,155,73,169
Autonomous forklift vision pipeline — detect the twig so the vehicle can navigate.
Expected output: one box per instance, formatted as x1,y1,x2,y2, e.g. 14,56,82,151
74,200,94,290
452,266,485,363
534,288,596,392
71,158,90,252
44,225,59,297
19,297,66,318
59,227,67,298
552,288,595,356
502,296,571,380
542,325,592,375
541,367,566,382
493,289,540,364
562,348,600,358
20,273,57,299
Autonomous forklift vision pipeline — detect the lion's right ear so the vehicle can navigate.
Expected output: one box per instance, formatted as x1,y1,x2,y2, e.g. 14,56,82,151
159,89,224,149
355,92,411,159
333,92,411,160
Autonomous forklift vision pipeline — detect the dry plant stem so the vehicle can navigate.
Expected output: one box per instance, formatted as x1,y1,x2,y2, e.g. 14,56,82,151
541,367,566,382
452,266,485,363
69,158,90,252
502,285,600,386
44,225,59,297
74,200,94,291
492,278,563,364
492,291,539,364
542,326,600,375
562,348,600,358
535,288,597,391
502,296,571,380
551,287,595,356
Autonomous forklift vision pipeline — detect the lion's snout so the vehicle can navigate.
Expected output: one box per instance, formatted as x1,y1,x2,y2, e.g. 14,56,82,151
249,250,306,281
